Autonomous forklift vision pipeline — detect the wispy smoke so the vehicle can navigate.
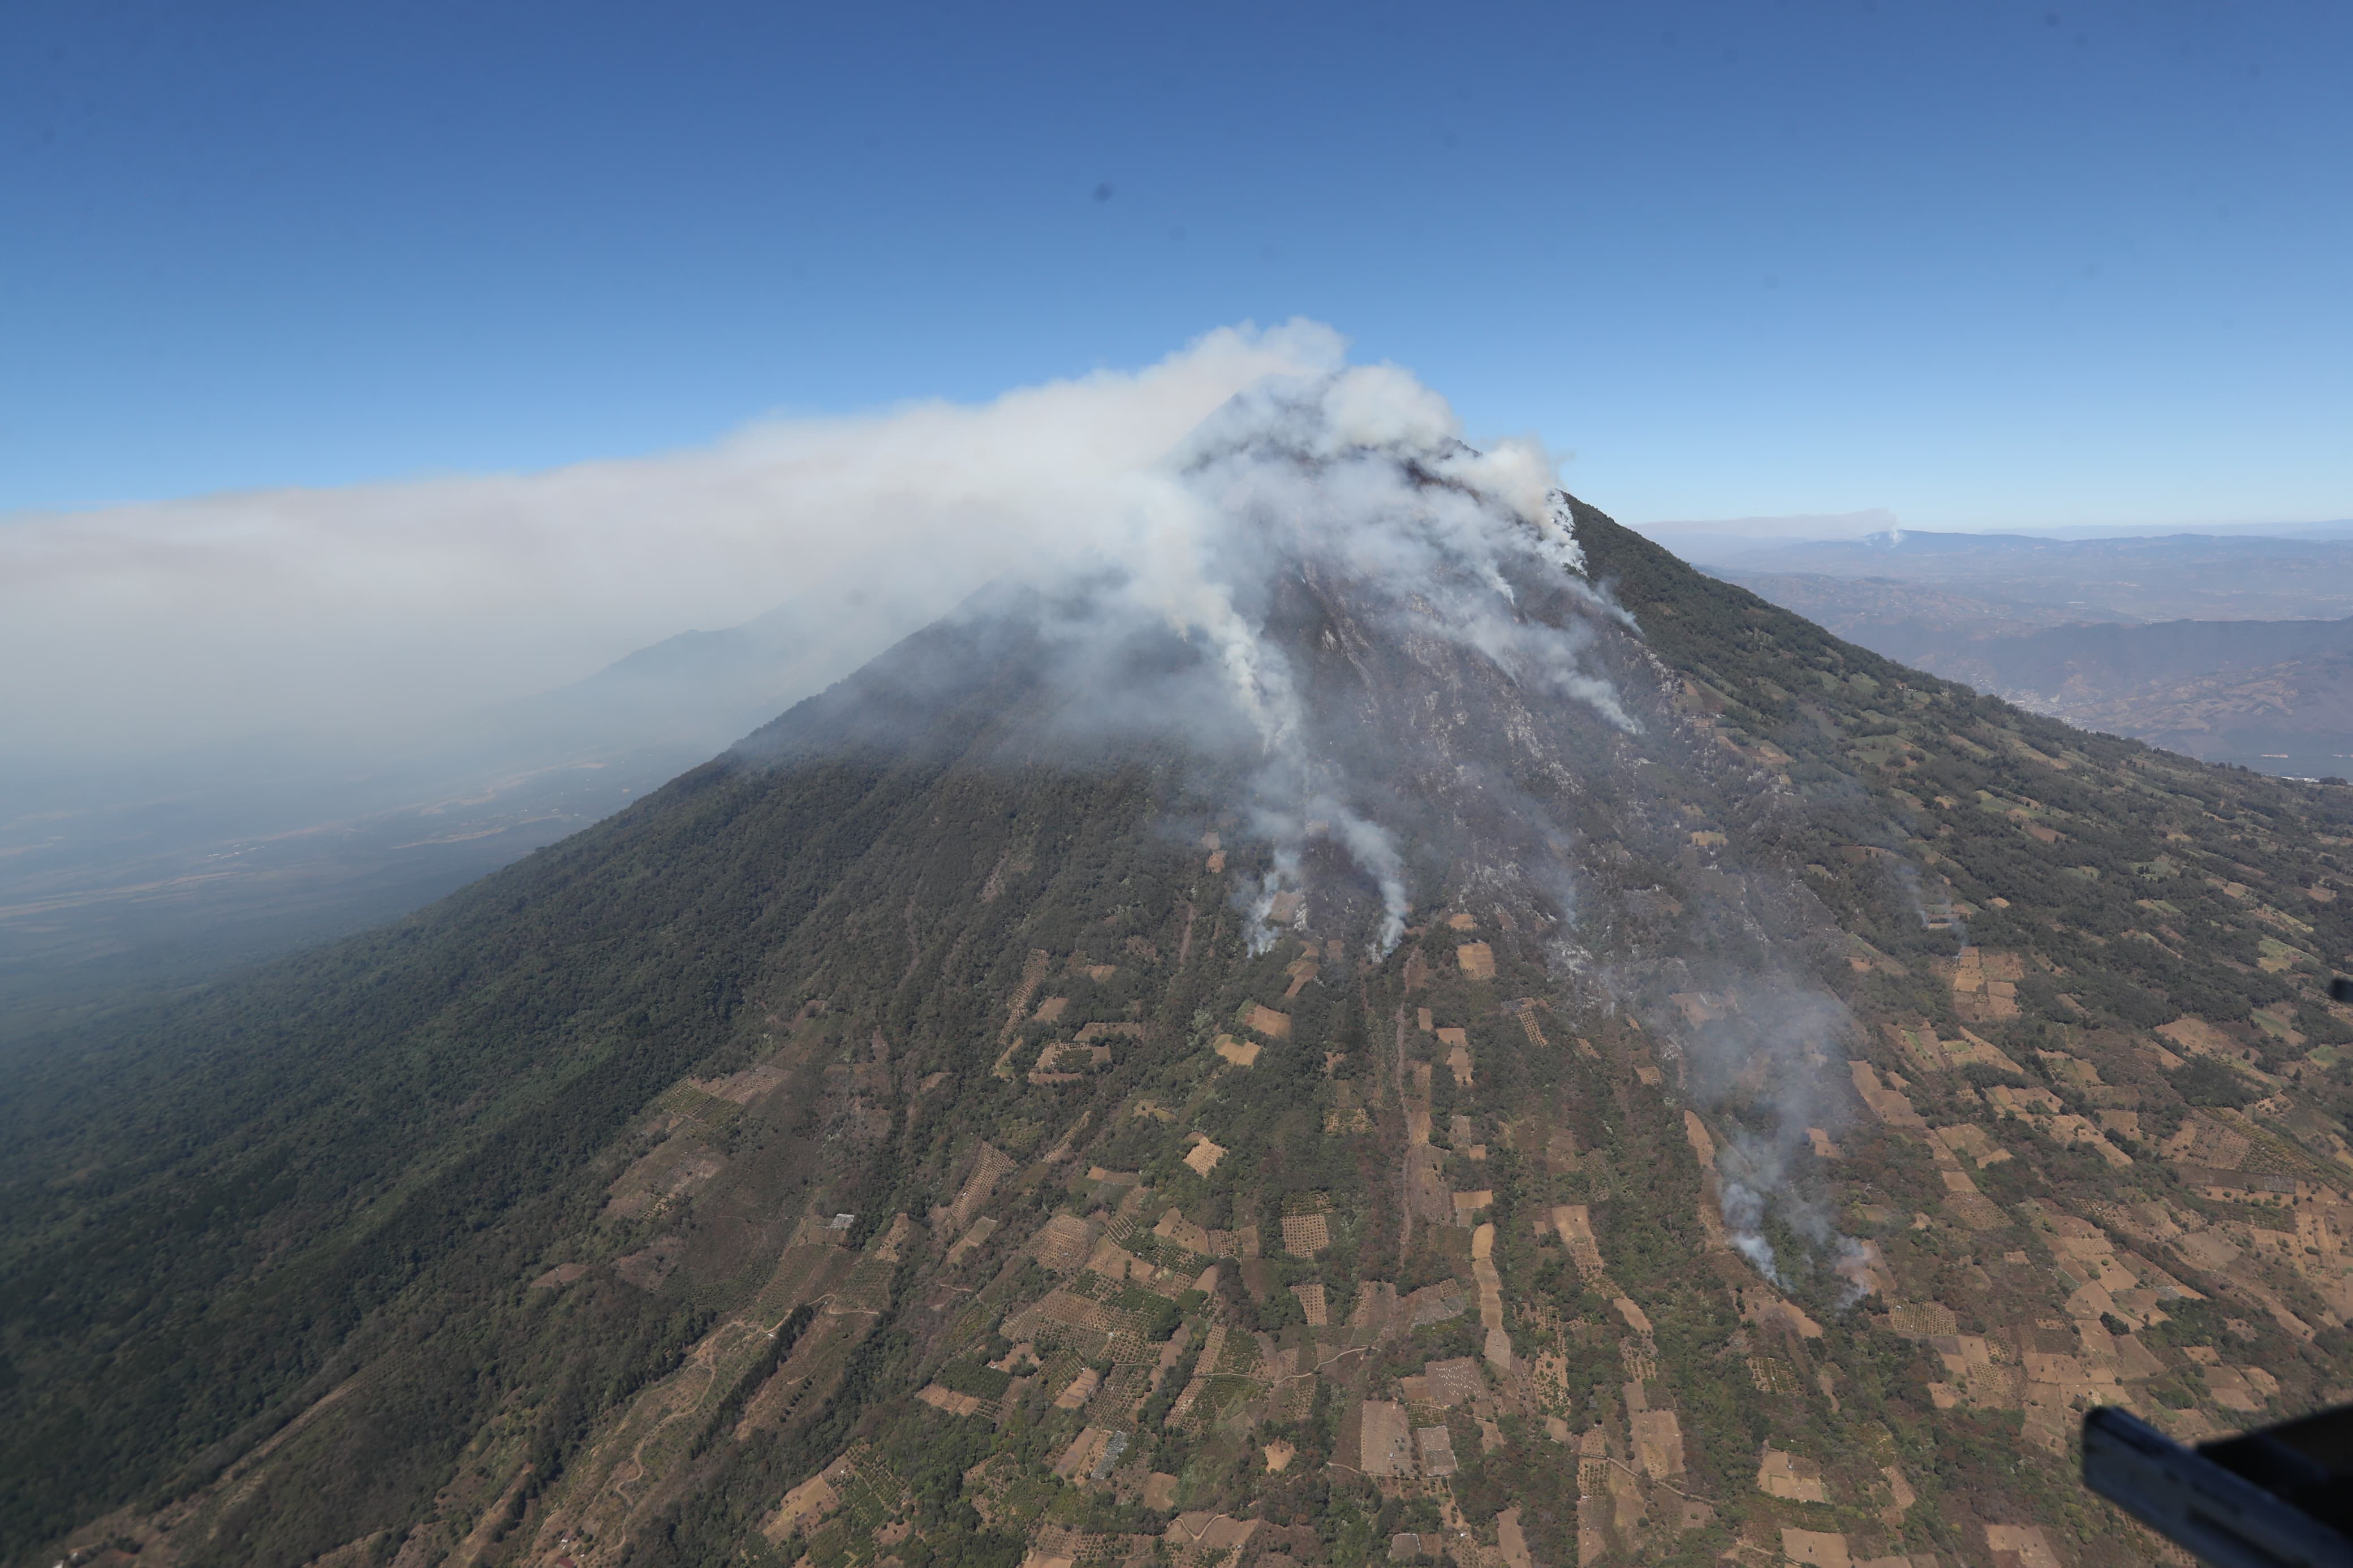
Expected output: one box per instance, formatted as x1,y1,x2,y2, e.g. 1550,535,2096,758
7,315,1905,1314
1717,1126,1871,1303
1717,1169,1782,1284
1649,971,1873,1303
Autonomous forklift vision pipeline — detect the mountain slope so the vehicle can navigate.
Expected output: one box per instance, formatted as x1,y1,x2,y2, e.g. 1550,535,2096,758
9,481,2353,1568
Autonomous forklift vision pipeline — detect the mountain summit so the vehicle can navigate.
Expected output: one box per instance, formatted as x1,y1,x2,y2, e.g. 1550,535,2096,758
8,384,2352,1568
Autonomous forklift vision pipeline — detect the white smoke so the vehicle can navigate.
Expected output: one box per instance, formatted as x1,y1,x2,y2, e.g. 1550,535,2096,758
1029,366,1631,955
1717,1171,1782,1284
1656,975,1875,1306
1716,1125,1870,1301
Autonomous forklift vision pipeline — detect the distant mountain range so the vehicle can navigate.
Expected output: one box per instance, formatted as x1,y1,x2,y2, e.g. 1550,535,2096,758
1712,532,2353,780
1654,518,2353,566
1860,614,2353,702
1712,530,2353,624
1869,616,2353,779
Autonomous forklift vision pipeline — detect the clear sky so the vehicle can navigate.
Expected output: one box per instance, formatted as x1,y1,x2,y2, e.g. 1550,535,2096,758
5,0,2348,530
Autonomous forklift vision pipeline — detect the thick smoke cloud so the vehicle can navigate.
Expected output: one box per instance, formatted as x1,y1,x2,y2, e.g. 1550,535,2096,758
0,321,1348,764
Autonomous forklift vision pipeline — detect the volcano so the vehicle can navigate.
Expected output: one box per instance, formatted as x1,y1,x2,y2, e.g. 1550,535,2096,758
8,378,2352,1568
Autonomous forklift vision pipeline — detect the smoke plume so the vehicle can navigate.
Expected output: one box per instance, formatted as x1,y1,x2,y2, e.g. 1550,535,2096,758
986,366,1634,954
8,318,1866,1301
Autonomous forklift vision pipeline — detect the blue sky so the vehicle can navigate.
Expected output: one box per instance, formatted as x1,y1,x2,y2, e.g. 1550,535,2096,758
5,0,2349,529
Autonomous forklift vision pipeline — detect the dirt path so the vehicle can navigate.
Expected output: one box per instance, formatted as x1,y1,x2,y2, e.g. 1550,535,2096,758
610,1336,730,1507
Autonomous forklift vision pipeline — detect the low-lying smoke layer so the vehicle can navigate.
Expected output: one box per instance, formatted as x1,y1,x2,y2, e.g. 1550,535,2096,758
0,321,1348,763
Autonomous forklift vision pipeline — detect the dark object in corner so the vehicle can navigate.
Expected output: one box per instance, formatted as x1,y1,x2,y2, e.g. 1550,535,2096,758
2332,975,2353,1005
2084,1404,2353,1568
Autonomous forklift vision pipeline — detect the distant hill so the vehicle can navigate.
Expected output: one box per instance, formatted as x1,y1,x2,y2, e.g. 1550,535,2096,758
1652,518,2353,568
9,431,2353,1568
2023,648,2353,778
